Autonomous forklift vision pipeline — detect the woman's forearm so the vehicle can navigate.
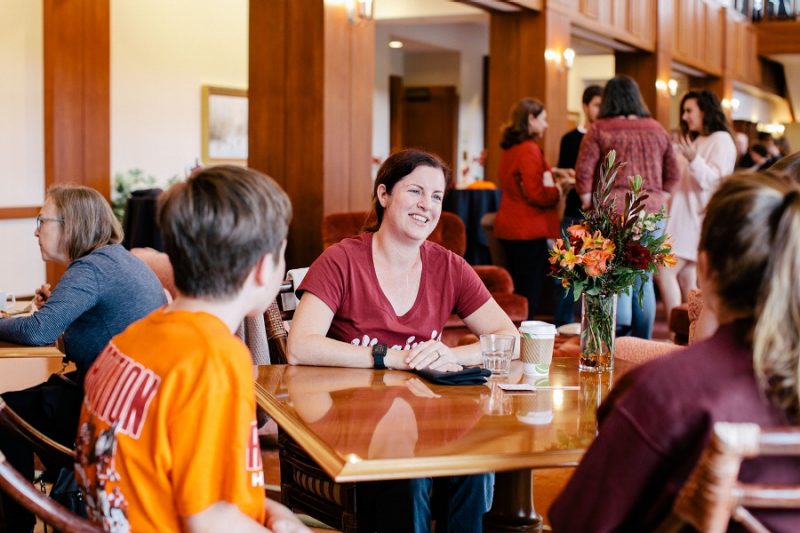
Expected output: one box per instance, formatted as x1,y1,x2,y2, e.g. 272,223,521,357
287,333,410,370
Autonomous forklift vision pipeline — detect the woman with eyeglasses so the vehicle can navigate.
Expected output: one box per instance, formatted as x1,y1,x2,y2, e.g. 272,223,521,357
0,184,166,532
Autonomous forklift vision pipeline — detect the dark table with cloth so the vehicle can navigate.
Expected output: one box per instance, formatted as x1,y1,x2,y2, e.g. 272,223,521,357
443,188,501,265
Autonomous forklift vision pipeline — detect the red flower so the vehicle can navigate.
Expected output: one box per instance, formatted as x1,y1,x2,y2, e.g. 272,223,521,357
623,241,652,270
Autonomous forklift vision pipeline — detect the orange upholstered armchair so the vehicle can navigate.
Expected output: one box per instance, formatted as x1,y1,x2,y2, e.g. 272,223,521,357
321,211,528,346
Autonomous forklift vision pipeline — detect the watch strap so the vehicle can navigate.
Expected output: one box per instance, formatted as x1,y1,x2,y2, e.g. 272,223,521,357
372,343,387,369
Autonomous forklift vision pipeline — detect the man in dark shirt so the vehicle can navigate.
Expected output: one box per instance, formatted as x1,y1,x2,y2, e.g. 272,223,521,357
553,85,602,326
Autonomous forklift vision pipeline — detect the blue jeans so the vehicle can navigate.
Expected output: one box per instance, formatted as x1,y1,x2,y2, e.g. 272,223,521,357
615,220,665,340
616,273,656,339
370,473,494,532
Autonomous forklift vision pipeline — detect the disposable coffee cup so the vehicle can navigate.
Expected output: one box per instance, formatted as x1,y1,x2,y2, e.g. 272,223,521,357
519,321,557,376
0,291,15,312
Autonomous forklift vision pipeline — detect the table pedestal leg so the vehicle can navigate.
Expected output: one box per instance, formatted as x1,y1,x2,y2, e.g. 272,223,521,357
483,470,542,532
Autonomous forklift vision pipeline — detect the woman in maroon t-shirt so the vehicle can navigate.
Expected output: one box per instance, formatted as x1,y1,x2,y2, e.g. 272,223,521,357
287,148,518,533
288,149,518,371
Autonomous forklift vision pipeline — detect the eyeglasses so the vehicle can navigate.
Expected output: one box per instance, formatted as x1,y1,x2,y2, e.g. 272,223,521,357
35,215,64,231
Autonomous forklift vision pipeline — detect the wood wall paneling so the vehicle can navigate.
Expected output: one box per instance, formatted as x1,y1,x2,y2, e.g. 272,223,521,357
346,16,374,214
324,4,352,218
389,76,404,154
486,8,569,181
0,207,41,220
756,20,800,55
249,1,374,269
43,0,110,285
248,0,287,184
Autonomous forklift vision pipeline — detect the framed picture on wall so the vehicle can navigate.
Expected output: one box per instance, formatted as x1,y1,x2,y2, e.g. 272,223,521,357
201,85,248,165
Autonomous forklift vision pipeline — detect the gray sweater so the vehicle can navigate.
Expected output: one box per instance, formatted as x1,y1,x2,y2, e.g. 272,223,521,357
0,244,167,377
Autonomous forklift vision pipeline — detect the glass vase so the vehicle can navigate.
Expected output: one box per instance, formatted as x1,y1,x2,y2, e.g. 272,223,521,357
579,293,617,372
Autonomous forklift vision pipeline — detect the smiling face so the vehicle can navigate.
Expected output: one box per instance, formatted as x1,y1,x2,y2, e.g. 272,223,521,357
377,165,446,243
528,109,549,137
681,98,703,134
35,198,69,264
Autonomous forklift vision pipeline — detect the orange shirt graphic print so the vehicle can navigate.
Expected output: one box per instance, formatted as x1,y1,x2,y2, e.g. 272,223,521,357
82,343,162,439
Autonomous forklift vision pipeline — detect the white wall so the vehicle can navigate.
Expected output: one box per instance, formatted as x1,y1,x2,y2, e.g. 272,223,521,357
566,55,615,124
373,21,488,185
0,0,46,294
375,0,484,21
111,0,248,184
732,84,793,124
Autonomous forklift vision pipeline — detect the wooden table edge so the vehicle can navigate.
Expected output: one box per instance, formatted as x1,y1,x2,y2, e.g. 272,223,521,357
255,381,584,483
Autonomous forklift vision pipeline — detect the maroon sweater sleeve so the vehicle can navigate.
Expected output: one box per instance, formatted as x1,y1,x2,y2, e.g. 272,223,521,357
575,128,600,198
661,141,681,194
548,402,669,532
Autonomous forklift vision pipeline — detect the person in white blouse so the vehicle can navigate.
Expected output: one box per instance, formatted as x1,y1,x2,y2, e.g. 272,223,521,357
657,89,737,319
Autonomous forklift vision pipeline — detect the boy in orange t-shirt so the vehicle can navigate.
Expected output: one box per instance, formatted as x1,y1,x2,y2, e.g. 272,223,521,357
75,166,309,533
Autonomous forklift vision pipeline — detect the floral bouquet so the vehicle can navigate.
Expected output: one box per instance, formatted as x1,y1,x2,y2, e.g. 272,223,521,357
548,150,676,371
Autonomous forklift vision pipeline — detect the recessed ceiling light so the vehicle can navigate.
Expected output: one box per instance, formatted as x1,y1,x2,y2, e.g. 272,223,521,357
389,40,403,49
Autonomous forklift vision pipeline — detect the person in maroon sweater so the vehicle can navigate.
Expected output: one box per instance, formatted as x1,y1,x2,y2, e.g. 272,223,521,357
575,75,680,339
550,171,800,532
494,98,569,319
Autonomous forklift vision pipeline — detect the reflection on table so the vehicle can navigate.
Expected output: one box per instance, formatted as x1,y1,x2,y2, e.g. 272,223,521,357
255,358,634,531
443,188,501,265
255,358,632,481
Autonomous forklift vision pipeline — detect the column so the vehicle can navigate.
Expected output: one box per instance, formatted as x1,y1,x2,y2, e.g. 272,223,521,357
249,0,374,269
486,7,571,183
43,0,110,283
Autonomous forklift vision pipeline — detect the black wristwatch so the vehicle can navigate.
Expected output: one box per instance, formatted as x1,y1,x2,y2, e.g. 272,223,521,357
372,343,387,369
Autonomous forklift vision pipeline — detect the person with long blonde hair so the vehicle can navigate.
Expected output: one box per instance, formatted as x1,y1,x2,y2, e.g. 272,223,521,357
550,171,800,531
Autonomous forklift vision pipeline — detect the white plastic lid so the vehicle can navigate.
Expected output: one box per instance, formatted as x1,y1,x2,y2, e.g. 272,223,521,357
519,320,557,335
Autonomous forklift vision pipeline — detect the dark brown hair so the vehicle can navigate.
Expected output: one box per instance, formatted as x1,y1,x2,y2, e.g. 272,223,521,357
158,165,292,298
47,185,123,262
598,75,650,119
365,149,450,232
679,89,733,139
700,171,800,421
500,98,545,149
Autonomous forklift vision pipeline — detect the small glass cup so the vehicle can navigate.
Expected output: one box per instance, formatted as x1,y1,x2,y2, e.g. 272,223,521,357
480,334,515,375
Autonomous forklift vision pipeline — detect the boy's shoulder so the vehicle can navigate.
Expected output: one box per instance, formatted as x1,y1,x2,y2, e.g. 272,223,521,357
114,310,249,377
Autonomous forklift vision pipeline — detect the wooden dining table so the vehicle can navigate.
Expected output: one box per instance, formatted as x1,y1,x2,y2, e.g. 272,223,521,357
0,340,62,359
254,356,637,532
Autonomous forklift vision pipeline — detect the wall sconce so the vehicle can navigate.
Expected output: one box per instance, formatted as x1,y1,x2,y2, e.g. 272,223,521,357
667,79,678,96
757,122,785,135
544,48,561,66
562,48,575,69
655,79,678,96
388,40,403,49
722,97,741,111
345,0,374,25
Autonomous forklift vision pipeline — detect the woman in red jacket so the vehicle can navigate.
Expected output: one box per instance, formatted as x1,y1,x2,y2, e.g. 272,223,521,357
494,98,563,319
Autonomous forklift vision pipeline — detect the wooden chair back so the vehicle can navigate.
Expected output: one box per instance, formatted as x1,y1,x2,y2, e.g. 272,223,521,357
0,449,100,532
321,210,466,256
265,280,296,365
658,422,800,533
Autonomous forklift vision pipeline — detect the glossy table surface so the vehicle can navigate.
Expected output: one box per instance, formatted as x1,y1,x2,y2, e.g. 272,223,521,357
254,357,636,482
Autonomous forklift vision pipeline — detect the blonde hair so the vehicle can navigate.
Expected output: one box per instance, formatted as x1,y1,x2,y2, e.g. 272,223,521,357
700,172,800,421
47,185,123,261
